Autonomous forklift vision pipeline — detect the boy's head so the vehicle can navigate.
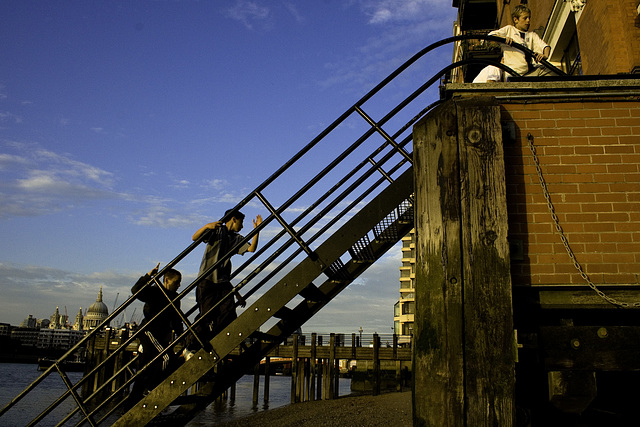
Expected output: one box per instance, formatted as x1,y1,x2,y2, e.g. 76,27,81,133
224,209,245,232
163,269,181,292
511,5,531,31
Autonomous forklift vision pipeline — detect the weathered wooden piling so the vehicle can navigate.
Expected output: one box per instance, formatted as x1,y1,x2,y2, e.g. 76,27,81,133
413,97,516,426
81,332,135,402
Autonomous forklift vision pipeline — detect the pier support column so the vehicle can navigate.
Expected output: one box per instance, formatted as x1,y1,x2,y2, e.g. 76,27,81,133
412,97,515,426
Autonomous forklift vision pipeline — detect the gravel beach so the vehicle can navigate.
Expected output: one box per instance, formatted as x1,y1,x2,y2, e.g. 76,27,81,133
213,391,412,427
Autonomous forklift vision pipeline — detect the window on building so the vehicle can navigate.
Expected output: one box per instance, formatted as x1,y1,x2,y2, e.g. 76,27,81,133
545,0,582,75
561,31,581,75
402,322,414,336
402,301,415,315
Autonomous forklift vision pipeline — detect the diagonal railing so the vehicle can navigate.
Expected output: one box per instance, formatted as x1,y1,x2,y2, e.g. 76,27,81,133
0,35,566,427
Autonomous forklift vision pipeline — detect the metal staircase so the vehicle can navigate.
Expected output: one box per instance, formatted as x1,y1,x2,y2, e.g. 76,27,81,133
0,35,560,427
117,169,414,426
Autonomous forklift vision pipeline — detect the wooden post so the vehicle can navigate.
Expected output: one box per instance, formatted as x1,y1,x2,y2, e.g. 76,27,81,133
82,334,98,398
412,98,515,426
352,333,357,359
297,358,305,401
322,360,329,400
372,333,380,396
263,356,270,404
334,357,340,398
316,359,323,401
252,363,260,406
393,334,402,392
303,358,309,401
328,334,336,399
291,334,299,403
310,333,317,401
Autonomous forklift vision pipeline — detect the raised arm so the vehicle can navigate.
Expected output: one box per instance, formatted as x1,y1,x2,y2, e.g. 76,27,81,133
192,221,222,241
131,262,160,295
247,215,262,252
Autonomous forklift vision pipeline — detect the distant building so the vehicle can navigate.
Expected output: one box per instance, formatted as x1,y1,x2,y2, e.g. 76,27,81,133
0,323,11,337
11,328,39,347
19,315,37,329
37,328,85,350
72,308,84,331
83,287,109,329
394,229,415,344
49,306,68,329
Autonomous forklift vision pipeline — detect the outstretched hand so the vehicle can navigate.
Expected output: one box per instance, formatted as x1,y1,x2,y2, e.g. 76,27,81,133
148,262,160,277
253,215,262,228
236,291,247,308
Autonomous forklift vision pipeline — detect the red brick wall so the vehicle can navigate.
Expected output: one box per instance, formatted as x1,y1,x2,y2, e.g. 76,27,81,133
578,0,640,74
501,101,640,287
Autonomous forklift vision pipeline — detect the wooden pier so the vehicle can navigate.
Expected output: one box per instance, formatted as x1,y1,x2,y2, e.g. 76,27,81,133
82,331,411,408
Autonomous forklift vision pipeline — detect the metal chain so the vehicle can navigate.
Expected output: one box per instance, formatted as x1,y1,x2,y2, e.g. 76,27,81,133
526,133,640,308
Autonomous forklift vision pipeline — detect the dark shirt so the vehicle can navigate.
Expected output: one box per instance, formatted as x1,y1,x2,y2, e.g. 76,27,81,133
131,275,183,343
198,226,249,283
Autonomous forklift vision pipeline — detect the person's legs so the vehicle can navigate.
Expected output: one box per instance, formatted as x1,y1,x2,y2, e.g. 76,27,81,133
211,282,237,335
184,280,218,354
124,333,161,410
524,66,557,77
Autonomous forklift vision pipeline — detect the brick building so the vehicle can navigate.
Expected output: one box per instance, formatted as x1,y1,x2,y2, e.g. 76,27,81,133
411,1,640,425
414,77,640,427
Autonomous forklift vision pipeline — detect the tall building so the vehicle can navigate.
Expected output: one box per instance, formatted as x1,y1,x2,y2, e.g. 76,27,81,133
394,229,415,344
49,306,66,329
73,308,84,331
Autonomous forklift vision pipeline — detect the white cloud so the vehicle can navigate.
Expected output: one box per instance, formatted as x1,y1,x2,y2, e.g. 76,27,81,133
203,178,228,190
131,204,203,228
0,111,22,124
362,0,451,24
226,0,271,29
0,143,122,217
0,153,29,170
283,1,304,24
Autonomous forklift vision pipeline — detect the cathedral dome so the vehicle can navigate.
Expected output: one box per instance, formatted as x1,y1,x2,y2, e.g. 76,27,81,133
84,287,109,329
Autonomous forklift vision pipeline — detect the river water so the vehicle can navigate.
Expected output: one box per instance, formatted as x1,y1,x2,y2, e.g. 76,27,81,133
0,363,352,426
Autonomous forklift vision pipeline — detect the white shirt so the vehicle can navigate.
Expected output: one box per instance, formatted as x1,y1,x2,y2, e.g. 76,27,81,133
488,25,550,75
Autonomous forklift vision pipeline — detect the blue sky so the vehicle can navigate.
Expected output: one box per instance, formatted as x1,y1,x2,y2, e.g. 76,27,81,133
0,0,457,334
